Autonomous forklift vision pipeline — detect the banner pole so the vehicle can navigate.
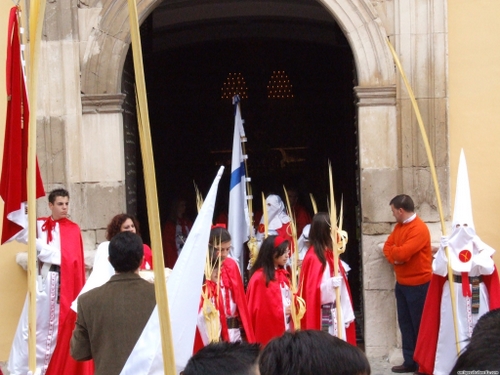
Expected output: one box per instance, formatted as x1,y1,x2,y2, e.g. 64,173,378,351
127,1,175,373
26,1,46,371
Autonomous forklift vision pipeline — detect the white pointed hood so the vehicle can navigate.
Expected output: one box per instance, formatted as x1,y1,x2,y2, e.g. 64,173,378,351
452,149,475,230
447,150,476,272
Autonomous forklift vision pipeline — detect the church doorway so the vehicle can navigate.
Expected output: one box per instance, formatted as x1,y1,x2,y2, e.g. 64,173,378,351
122,0,364,345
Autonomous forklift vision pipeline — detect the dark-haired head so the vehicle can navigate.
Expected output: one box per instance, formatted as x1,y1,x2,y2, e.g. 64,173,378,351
450,336,500,373
389,194,414,213
182,341,261,375
209,226,232,261
48,188,69,204
109,232,144,273
106,213,140,241
250,235,289,286
450,308,500,373
309,212,332,266
260,330,370,375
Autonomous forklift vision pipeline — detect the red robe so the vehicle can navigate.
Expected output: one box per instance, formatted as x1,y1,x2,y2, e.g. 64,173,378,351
193,281,229,353
162,218,192,268
292,203,311,238
246,268,291,346
257,222,294,252
141,244,153,270
44,218,94,375
221,257,255,342
414,268,500,374
299,247,357,346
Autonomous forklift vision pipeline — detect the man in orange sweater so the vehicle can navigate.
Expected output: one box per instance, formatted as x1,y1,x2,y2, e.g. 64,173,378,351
383,195,432,374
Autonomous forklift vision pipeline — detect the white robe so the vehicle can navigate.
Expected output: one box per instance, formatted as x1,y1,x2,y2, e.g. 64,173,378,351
431,234,495,375
320,262,355,340
71,241,114,312
8,221,62,375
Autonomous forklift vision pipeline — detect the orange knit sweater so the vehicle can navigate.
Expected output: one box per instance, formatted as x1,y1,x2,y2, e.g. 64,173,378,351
383,216,432,286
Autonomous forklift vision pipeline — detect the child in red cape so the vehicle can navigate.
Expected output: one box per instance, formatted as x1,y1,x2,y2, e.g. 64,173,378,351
246,235,292,346
299,212,357,345
209,226,255,343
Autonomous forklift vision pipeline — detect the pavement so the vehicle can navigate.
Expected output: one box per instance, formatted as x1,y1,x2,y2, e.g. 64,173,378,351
369,356,395,375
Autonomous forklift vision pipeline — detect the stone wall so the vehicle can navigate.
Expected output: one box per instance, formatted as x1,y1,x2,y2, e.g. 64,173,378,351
32,0,449,360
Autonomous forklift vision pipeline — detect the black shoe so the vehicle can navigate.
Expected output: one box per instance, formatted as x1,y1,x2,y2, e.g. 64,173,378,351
391,365,418,373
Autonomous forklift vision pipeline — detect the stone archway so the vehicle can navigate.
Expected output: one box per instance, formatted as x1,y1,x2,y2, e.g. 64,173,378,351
80,0,395,94
78,0,399,357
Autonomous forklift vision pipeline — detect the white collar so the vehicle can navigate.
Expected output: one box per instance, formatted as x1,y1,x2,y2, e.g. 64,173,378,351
403,213,417,224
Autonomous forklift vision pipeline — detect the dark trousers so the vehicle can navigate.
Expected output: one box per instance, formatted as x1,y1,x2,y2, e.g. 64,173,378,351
395,281,429,367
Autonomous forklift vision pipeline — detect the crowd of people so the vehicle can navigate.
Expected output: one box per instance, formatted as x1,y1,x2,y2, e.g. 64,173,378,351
6,175,500,375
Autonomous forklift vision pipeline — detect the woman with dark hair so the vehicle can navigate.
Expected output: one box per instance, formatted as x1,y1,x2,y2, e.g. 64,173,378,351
246,235,292,346
102,214,152,270
299,212,357,345
71,214,152,311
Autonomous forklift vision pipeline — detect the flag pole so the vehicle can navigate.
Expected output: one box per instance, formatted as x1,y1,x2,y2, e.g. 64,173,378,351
127,1,175,373
26,1,46,371
238,109,256,273
228,96,252,274
386,39,460,355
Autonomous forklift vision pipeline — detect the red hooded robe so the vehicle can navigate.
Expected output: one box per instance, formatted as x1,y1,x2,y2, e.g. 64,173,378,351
299,247,357,346
246,267,291,347
221,257,255,342
414,268,500,374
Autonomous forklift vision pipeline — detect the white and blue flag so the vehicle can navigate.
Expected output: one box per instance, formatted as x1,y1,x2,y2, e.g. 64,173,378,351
228,95,250,269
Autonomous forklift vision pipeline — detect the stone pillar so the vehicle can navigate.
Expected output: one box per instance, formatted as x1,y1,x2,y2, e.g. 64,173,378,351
357,0,449,359
34,2,129,252
355,85,400,357
392,0,450,220
79,94,127,249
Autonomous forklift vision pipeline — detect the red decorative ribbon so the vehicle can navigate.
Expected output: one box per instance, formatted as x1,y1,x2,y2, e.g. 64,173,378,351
211,223,227,229
274,235,287,248
41,217,55,244
461,271,472,298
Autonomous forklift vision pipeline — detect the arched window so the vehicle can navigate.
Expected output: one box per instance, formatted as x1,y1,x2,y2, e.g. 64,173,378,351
221,72,248,99
267,70,293,99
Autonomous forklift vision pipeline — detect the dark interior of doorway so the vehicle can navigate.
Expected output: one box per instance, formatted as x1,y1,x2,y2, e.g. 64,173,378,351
122,28,364,345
